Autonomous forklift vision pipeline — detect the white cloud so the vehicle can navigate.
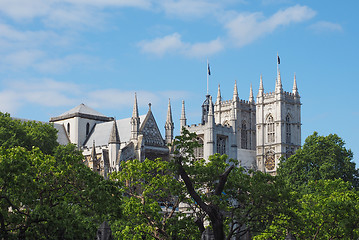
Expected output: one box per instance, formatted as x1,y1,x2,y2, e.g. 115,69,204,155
309,21,343,33
157,0,220,19
4,50,45,68
138,33,184,56
225,5,316,47
138,33,223,57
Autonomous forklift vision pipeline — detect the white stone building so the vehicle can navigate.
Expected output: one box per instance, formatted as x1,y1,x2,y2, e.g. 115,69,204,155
181,69,301,175
49,66,301,176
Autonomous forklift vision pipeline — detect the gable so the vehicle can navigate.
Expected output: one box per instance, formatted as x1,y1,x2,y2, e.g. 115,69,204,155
140,111,165,147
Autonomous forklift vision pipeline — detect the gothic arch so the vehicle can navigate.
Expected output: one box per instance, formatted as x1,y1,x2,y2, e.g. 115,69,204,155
266,114,275,143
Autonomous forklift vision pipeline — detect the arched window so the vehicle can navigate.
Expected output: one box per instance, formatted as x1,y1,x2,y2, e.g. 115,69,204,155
217,135,227,155
267,115,275,143
194,137,204,160
67,123,70,135
241,121,247,149
86,123,90,136
286,115,291,144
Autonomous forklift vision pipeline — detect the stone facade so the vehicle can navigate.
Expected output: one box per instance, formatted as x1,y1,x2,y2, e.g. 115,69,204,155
182,69,301,175
49,66,301,176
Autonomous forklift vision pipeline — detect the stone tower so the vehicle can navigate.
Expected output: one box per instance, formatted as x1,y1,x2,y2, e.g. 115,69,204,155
256,70,301,175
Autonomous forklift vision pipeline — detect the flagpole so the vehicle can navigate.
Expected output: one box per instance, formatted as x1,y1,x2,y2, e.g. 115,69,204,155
207,58,209,95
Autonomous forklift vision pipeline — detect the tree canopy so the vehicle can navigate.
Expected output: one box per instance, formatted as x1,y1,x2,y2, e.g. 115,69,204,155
278,131,358,189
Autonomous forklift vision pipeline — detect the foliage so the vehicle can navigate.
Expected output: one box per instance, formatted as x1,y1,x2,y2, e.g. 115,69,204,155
0,112,58,154
278,132,358,189
171,128,289,240
256,179,359,240
110,158,199,240
0,144,122,239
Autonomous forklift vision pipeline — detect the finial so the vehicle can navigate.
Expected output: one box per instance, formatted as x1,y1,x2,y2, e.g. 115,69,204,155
166,98,173,123
249,83,254,103
132,92,139,118
258,74,264,97
148,103,152,111
216,84,221,104
292,73,298,95
109,120,120,144
276,68,283,93
233,80,238,101
180,100,187,130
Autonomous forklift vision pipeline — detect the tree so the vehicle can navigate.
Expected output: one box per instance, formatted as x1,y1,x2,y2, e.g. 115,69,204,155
0,112,122,239
278,132,359,189
0,145,122,239
171,129,289,240
0,112,58,154
255,179,359,240
110,158,199,240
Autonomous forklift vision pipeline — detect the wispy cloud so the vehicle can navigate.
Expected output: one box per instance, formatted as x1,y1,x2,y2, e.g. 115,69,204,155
225,5,316,47
309,21,342,33
138,33,223,57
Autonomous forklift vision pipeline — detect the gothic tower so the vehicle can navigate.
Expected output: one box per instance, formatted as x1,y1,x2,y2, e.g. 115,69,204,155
256,70,301,175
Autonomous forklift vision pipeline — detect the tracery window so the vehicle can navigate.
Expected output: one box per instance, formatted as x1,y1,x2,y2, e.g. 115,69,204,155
286,115,291,144
267,115,275,143
194,137,204,160
217,135,227,155
241,121,247,149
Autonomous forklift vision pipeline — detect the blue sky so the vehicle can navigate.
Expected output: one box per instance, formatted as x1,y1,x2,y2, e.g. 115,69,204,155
0,0,358,163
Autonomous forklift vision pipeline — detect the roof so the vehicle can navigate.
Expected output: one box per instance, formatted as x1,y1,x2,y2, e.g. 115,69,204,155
83,115,146,148
50,104,113,122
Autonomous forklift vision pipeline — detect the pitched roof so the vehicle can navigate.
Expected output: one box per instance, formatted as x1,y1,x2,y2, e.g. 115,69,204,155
50,104,113,122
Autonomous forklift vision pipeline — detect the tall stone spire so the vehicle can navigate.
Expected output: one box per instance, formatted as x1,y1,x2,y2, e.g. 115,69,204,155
91,140,99,172
131,93,140,140
275,68,283,93
233,80,239,101
216,84,221,104
165,99,174,144
109,120,120,144
292,73,299,95
180,100,187,131
258,74,264,97
249,83,254,103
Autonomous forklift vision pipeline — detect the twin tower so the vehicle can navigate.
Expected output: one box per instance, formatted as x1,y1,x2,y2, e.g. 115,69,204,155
179,68,301,175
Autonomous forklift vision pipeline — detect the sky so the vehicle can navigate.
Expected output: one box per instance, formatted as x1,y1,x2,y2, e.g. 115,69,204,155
0,0,358,163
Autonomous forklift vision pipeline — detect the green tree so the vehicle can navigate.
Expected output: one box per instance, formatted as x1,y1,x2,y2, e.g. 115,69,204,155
256,179,359,240
172,129,289,240
278,132,358,189
110,158,198,240
0,145,122,239
0,112,58,154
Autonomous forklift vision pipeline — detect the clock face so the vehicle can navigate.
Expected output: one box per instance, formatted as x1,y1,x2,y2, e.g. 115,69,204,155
265,154,275,170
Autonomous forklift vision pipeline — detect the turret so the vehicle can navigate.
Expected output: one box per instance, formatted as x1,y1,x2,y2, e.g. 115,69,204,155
180,100,187,131
131,93,140,140
165,99,174,144
257,74,264,97
108,120,120,171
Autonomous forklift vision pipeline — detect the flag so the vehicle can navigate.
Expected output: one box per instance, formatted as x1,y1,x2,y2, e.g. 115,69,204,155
208,63,211,75
277,55,280,64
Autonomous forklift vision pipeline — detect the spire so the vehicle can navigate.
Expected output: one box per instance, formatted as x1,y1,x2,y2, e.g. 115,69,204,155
233,80,238,101
131,93,140,140
132,92,139,118
258,74,264,97
292,73,298,95
180,100,187,130
249,83,254,103
165,99,174,144
275,68,283,93
109,120,120,144
166,99,173,124
207,96,214,125
216,84,221,104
